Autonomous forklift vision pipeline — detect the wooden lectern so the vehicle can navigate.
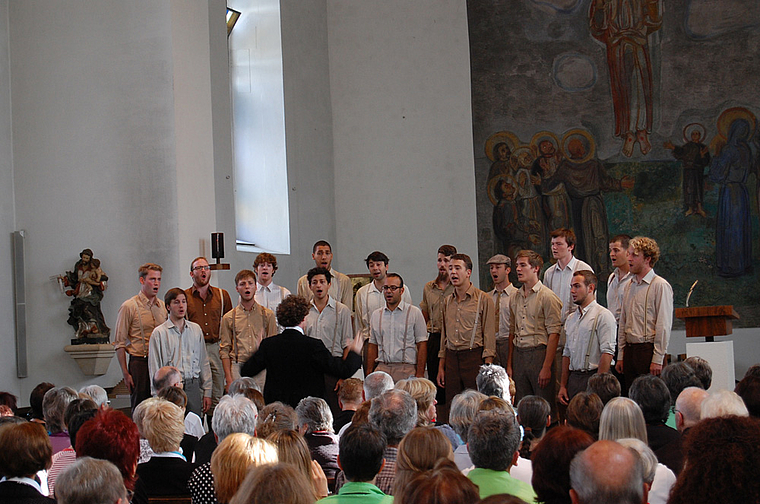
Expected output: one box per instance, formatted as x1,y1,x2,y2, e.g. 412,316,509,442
675,305,740,342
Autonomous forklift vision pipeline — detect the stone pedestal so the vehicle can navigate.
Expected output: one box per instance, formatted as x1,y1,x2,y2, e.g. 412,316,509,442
63,343,115,376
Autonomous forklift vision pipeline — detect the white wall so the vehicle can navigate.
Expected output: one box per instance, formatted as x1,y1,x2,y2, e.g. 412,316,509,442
326,0,480,296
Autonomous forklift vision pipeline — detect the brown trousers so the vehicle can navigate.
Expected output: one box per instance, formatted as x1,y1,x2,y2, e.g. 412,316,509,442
623,342,654,396
128,355,151,412
444,347,483,410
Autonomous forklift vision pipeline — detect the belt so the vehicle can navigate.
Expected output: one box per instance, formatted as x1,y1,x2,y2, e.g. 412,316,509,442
514,344,547,352
570,369,597,375
128,355,148,361
446,347,482,353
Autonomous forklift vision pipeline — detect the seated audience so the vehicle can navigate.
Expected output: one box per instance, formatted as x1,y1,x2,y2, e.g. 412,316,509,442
393,426,453,496
132,398,194,504
667,415,760,504
319,424,392,504
395,378,437,427
448,390,486,470
256,401,299,439
683,356,712,389
75,407,140,493
476,364,512,404
78,385,110,408
478,497,529,504
674,387,709,434
628,375,682,475
530,426,593,504
266,429,327,498
516,395,550,460
735,374,760,418
700,389,749,419
334,378,363,433
338,400,372,438
744,363,760,379
228,377,265,411
0,422,54,503
230,462,318,504
363,371,395,401
586,372,620,406
617,438,675,504
569,440,647,504
211,433,278,504
47,399,97,494
660,362,702,427
28,382,54,426
396,459,480,504
296,397,340,484
55,457,128,504
565,392,603,439
42,386,78,454
466,409,536,502
152,365,183,393
157,386,202,460
0,392,18,415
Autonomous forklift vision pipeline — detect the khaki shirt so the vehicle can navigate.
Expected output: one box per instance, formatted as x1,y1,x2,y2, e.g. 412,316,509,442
219,303,278,363
113,291,167,357
420,280,454,333
297,268,354,308
439,283,496,359
185,285,233,343
489,284,518,341
509,281,562,348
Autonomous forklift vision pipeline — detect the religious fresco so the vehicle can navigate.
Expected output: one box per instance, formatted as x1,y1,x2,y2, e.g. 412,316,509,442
468,0,760,326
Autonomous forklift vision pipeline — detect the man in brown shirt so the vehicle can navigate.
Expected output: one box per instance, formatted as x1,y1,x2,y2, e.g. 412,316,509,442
508,250,562,417
114,263,167,412
185,256,233,424
219,269,278,391
420,244,456,405
436,253,496,420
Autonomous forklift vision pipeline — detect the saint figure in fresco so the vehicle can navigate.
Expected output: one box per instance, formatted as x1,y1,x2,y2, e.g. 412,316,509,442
589,0,662,157
531,139,572,256
664,125,710,217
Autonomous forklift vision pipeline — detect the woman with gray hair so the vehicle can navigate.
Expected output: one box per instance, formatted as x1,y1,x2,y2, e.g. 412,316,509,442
448,390,486,470
296,396,339,487
56,457,128,504
42,386,78,454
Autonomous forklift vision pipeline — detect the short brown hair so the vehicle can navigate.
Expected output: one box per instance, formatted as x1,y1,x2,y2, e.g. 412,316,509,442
551,228,576,249
566,392,603,439
610,234,632,250
450,253,473,271
235,269,257,285
253,253,278,273
164,287,186,307
138,263,162,279
630,236,661,266
230,462,315,504
256,402,299,439
276,295,310,328
437,245,457,257
515,249,543,270
573,270,598,289
157,386,187,409
338,378,364,404
0,422,52,476
190,256,208,271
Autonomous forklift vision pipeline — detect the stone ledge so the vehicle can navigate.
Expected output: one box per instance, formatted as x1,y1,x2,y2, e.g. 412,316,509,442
63,344,115,376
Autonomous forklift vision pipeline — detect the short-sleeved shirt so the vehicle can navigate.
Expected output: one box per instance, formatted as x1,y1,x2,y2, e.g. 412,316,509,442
148,318,212,396
219,303,278,362
489,284,518,341
509,281,562,348
563,300,616,371
618,269,673,365
369,301,428,365
297,269,353,308
420,280,454,333
185,285,233,343
305,297,354,358
355,280,412,341
439,283,496,359
113,292,167,357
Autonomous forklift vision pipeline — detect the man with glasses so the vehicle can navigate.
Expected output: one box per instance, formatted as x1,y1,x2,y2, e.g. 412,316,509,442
185,257,232,426
366,273,427,382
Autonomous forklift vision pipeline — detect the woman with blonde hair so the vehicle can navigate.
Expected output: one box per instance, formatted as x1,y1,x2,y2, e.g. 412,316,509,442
266,429,328,499
395,378,437,426
230,463,316,504
393,426,453,496
211,433,278,503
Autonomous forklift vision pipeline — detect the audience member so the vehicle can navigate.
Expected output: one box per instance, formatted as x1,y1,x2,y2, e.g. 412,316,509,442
674,387,708,433
47,399,97,494
42,386,78,454
158,386,204,450
363,371,394,401
319,424,392,504
29,382,55,425
476,364,512,403
516,395,550,459
735,374,760,418
530,426,593,504
466,409,536,502
744,363,760,379
232,462,318,504
334,378,363,433
616,438,675,504
628,375,682,474
448,390,486,470
0,391,18,415
569,440,647,504
478,496,529,504
152,365,182,394
565,392,603,439
78,384,110,408
700,389,749,419
55,457,128,504
667,416,760,504
266,429,328,498
396,459,480,504
256,401,298,439
296,397,340,485
393,426,453,496
0,422,54,503
210,433,278,504
683,356,712,389
132,398,194,504
395,378,437,427
660,361,702,427
586,372,620,406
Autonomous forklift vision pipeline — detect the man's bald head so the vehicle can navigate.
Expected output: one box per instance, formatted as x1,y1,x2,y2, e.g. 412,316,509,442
675,387,709,432
153,366,182,393
569,440,646,504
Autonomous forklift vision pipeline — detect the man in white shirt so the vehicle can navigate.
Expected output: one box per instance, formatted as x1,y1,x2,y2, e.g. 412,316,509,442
148,288,212,417
367,273,427,382
253,252,291,313
607,234,633,324
305,267,354,414
487,254,518,368
543,228,594,324
297,240,353,307
558,270,616,406
615,236,673,394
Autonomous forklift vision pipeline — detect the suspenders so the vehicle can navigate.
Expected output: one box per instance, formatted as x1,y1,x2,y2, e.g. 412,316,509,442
444,289,484,350
377,305,413,364
231,305,268,362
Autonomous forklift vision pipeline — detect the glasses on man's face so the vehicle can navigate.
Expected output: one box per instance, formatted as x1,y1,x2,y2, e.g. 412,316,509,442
382,285,401,292
192,266,211,272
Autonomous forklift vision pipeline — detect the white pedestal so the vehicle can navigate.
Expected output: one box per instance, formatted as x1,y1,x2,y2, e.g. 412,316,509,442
63,343,115,376
686,340,735,392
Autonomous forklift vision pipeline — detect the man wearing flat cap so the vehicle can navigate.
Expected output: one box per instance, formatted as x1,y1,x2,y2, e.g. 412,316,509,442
487,254,517,368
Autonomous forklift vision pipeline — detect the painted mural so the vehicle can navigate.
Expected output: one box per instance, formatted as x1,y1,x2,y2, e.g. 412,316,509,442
468,0,760,326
